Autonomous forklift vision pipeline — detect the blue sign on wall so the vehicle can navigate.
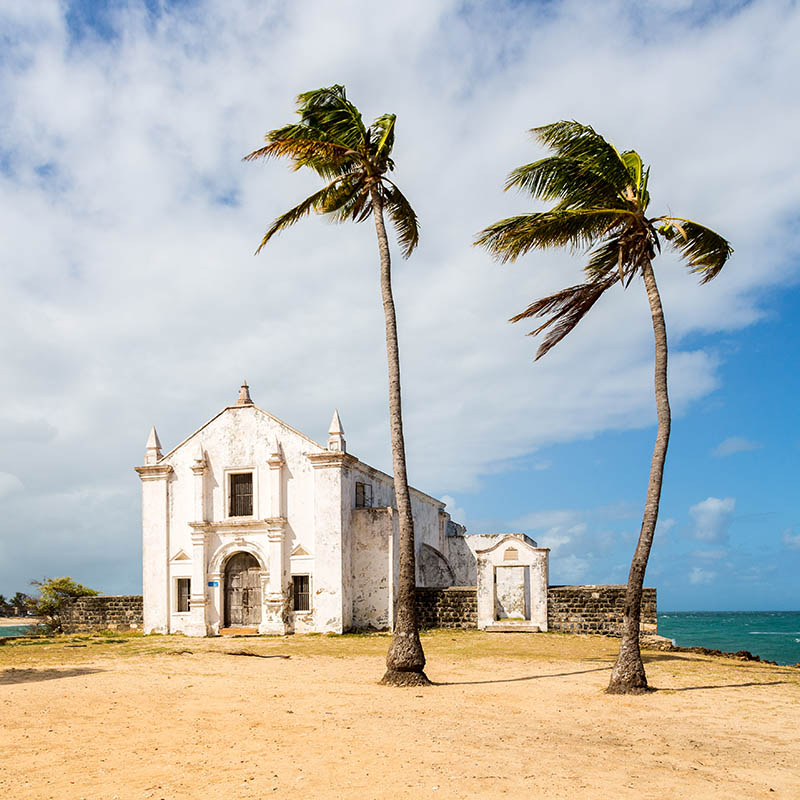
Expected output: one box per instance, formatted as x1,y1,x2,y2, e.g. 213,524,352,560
207,581,219,587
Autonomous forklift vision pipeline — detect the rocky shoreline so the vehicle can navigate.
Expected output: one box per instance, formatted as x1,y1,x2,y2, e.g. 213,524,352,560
641,634,800,668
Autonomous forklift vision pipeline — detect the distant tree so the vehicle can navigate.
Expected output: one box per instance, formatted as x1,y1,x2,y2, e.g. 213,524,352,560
0,594,11,615
244,85,429,686
10,592,30,617
30,577,99,633
476,121,732,694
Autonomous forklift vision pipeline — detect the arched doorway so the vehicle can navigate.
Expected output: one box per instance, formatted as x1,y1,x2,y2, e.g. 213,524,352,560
224,552,262,627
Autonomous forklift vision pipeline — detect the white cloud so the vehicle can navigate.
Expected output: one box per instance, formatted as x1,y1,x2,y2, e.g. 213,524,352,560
555,555,590,584
712,437,762,457
781,529,800,550
692,548,728,561
689,566,716,585
690,497,736,542
0,0,799,592
0,473,23,498
656,517,676,537
440,495,466,527
513,510,581,530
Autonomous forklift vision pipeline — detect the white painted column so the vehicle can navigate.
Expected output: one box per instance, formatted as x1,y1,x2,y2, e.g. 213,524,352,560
261,526,287,634
185,449,208,636
267,442,284,518
136,462,173,634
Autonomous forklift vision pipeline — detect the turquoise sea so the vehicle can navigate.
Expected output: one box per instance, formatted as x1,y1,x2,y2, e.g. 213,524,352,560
658,611,800,666
0,624,37,638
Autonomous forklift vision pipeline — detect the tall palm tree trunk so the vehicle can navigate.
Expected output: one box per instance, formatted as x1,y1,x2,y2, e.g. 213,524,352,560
607,258,671,694
370,187,429,687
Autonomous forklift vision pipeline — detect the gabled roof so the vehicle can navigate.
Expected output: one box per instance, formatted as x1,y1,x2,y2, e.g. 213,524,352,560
159,403,326,462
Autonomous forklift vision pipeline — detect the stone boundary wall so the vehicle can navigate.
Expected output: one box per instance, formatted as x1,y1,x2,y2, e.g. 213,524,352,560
547,585,657,635
415,587,477,629
62,596,144,633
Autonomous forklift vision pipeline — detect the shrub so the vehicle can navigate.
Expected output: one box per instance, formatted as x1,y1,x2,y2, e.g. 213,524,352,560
30,577,99,633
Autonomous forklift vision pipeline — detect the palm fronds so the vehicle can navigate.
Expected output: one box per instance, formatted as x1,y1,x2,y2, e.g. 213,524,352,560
383,180,419,258
245,85,417,258
532,121,633,196
656,217,733,283
476,119,732,358
510,272,619,359
475,208,631,262
254,176,348,254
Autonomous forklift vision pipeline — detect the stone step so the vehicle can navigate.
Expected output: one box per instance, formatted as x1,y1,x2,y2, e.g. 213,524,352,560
219,627,259,636
484,623,540,633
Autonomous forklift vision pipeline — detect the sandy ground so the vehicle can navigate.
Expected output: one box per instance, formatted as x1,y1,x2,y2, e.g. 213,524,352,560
1,630,798,799
0,617,43,627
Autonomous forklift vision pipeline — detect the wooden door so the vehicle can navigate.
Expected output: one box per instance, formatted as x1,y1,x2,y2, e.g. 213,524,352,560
224,552,262,627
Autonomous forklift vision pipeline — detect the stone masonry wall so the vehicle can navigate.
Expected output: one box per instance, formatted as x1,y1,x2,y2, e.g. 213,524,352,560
62,595,144,633
416,587,477,629
547,585,657,635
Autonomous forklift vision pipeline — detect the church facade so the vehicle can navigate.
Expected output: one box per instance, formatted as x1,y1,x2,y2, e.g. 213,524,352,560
136,383,550,636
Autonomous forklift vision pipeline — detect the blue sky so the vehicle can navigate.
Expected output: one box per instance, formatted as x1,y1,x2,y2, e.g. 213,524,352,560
0,0,798,611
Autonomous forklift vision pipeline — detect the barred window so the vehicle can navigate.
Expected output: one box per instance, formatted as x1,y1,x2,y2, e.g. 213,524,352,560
293,575,310,612
229,472,253,517
355,482,372,508
177,578,191,613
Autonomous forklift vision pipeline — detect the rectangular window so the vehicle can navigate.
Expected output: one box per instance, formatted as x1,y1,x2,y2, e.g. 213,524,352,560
355,482,372,508
177,578,191,613
293,575,310,612
229,472,253,517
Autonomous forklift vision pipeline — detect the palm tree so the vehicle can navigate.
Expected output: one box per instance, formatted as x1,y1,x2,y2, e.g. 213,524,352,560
244,85,429,686
476,121,732,694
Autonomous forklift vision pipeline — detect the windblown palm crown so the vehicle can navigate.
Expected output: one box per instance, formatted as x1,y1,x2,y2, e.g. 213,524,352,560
244,85,418,257
476,121,732,357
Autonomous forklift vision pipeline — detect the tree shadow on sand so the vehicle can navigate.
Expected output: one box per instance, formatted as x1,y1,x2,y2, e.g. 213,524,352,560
660,680,790,692
433,666,610,686
0,667,105,685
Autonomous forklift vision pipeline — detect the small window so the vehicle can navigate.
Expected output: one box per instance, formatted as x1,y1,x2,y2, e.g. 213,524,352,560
293,575,310,612
355,482,372,508
230,472,253,517
177,578,191,613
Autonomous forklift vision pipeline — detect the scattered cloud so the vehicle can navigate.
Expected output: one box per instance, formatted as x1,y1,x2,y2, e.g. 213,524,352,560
532,460,551,471
712,437,762,458
512,510,580,530
1,0,799,594
689,566,717,585
0,473,24,498
781,528,800,550
692,548,728,561
440,495,466,527
690,497,736,542
656,517,676,537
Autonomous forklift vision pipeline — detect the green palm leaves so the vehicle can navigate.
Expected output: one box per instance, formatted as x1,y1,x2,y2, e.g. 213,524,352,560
244,85,419,257
476,121,733,358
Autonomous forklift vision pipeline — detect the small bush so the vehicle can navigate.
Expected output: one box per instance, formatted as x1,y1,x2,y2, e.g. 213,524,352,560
30,577,99,633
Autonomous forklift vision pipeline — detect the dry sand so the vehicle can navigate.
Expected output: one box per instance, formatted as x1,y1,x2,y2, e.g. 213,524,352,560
1,630,798,799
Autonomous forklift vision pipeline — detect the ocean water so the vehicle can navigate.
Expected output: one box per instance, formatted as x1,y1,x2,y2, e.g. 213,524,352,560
0,624,37,638
658,611,800,666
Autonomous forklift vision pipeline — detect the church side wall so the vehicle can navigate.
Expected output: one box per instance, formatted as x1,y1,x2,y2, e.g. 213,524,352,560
350,507,394,630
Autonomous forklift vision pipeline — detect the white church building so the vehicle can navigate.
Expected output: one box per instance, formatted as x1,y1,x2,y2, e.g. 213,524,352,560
136,383,549,636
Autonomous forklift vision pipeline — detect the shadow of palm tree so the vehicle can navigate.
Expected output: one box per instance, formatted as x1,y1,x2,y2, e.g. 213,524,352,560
433,665,610,686
0,667,105,685
661,681,789,692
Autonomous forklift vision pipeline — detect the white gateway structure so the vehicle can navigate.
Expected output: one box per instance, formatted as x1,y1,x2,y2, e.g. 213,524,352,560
136,383,549,636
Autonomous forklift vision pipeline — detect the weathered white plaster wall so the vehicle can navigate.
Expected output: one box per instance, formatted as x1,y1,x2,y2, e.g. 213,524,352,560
140,398,461,637
350,507,394,629
474,534,549,631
